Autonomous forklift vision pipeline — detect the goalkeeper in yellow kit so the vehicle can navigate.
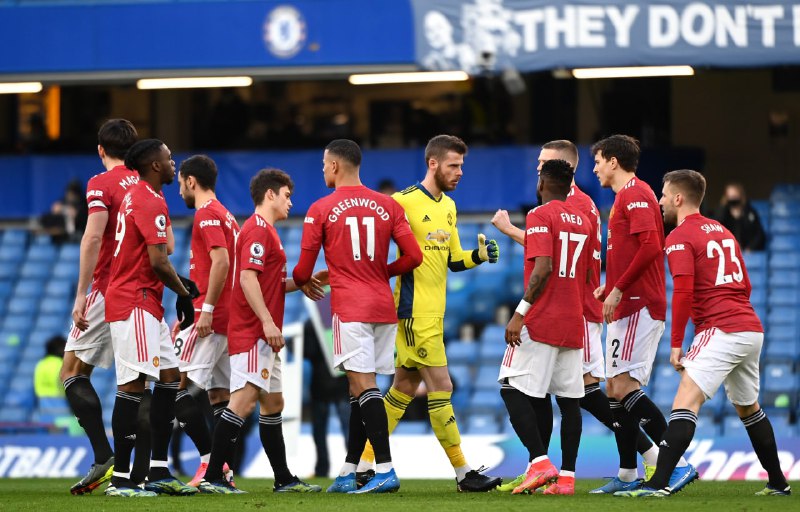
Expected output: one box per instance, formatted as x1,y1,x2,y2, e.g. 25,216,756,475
358,135,502,492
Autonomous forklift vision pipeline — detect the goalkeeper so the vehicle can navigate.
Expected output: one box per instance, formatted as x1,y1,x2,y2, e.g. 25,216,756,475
358,135,502,492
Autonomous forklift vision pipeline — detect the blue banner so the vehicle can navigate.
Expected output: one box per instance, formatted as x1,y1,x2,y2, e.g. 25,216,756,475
411,0,800,74
0,1,414,75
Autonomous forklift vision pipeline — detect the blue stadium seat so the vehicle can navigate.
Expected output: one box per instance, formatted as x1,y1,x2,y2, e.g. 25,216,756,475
743,251,767,271
767,324,799,341
768,288,800,308
478,339,508,364
769,252,800,270
474,365,500,391
465,413,501,434
0,245,25,264
1,314,34,334
0,406,30,422
469,389,503,411
0,280,12,299
57,243,81,263
34,313,69,334
480,324,505,344
749,269,768,288
25,243,57,262
44,279,74,298
653,387,675,412
394,421,429,435
13,279,44,299
765,339,797,361
768,307,800,327
52,261,76,279
652,363,681,394
19,260,51,280
762,363,796,393
31,234,52,246
771,218,800,235
446,340,478,365
40,297,69,316
467,290,497,324
8,297,38,316
769,234,800,252
449,364,473,392
1,229,28,247
694,410,721,438
721,412,749,437
749,287,767,308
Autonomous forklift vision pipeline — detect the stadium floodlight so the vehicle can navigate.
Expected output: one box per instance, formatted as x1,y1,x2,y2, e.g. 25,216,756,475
571,66,695,79
136,76,253,90
0,82,43,94
348,71,469,85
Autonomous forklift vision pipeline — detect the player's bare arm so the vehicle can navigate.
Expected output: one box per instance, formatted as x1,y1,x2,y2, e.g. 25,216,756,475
147,243,190,296
240,268,284,350
196,246,229,338
285,270,328,301
491,209,524,246
602,287,623,324
72,210,107,331
505,255,552,345
166,224,175,255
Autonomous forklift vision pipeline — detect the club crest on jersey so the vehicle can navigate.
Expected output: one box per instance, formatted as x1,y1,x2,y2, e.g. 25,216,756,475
153,356,160,368
155,214,167,231
417,348,428,359
250,242,265,258
261,368,270,380
447,212,453,226
426,229,450,243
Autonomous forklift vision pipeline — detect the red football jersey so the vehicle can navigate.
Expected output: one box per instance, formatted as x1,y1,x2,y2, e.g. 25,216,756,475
605,177,666,321
85,165,140,295
665,213,762,334
227,214,286,356
300,185,413,323
522,200,593,349
566,185,602,323
105,181,170,322
189,199,240,335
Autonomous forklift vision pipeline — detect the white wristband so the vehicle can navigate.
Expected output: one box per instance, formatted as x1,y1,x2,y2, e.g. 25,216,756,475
515,299,531,317
201,303,215,313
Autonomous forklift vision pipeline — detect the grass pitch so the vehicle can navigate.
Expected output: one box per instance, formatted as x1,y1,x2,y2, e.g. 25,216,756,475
1,478,796,512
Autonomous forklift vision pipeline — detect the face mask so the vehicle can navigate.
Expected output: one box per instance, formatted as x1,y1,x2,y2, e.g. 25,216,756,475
727,198,742,207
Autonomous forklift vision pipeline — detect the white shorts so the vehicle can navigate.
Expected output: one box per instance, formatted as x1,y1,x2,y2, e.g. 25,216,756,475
332,314,396,375
497,326,584,399
109,308,179,385
65,290,114,369
682,329,763,406
229,342,282,393
174,325,230,390
605,307,664,385
583,320,605,380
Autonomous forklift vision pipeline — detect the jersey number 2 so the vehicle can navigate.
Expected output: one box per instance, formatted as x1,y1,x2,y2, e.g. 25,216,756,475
706,239,743,285
345,216,375,261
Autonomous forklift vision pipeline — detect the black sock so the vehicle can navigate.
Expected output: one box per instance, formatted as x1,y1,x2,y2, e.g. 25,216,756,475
149,381,179,481
743,409,789,490
259,413,293,485
622,389,668,444
111,391,142,487
358,389,392,465
344,396,367,465
500,384,546,461
64,375,113,463
648,409,696,489
130,389,152,485
530,394,553,451
205,408,244,482
582,385,655,455
175,390,212,456
611,399,638,470
556,397,581,472
212,400,229,428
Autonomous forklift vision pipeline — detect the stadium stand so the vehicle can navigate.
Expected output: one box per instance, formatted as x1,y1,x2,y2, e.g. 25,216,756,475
0,183,798,436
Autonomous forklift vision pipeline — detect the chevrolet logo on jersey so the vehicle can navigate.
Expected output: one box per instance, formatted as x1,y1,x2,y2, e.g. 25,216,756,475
426,229,450,243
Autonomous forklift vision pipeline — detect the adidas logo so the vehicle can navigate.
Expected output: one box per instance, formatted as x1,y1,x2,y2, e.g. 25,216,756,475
444,415,456,426
125,434,137,441
178,421,186,428
422,215,431,222
611,422,621,429
612,361,618,368
659,440,669,448
640,418,651,426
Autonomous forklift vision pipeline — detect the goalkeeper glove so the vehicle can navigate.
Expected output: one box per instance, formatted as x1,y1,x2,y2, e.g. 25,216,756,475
178,274,200,299
477,233,499,263
176,294,195,330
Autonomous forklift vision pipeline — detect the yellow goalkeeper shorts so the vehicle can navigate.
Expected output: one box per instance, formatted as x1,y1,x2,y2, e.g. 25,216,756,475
395,317,447,369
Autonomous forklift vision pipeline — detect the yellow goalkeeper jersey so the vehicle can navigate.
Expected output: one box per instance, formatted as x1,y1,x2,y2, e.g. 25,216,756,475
393,183,479,319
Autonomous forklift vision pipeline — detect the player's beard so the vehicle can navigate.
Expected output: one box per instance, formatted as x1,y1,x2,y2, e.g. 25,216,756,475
536,191,543,206
183,194,195,209
433,164,457,192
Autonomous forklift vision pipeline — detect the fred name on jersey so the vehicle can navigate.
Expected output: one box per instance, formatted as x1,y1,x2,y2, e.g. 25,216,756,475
323,197,391,223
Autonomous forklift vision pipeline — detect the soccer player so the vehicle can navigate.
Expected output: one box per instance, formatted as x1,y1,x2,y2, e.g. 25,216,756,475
174,155,238,486
358,134,502,492
293,139,423,494
617,170,790,497
199,168,326,494
61,119,139,495
491,140,659,488
104,139,197,497
499,159,592,495
590,134,695,494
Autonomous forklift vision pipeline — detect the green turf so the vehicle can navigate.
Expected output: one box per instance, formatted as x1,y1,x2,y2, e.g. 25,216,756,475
1,478,796,511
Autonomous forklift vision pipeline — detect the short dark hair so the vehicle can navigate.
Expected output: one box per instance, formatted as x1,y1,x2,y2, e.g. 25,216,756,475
663,169,707,206
45,335,66,358
425,134,468,165
98,119,138,160
124,139,165,175
539,159,574,196
591,134,640,171
179,155,217,191
542,139,578,168
325,139,362,168
250,168,294,207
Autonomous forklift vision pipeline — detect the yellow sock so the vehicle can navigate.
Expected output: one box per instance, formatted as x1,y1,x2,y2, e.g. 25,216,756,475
360,387,413,464
428,391,467,468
